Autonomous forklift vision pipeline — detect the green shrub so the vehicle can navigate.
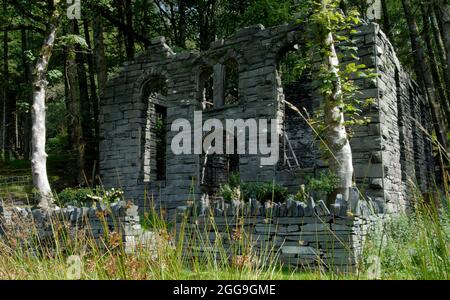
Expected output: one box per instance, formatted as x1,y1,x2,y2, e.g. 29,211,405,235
241,182,288,203
293,184,308,203
218,172,242,202
217,172,288,203
219,184,240,202
47,133,70,155
305,170,338,194
57,187,124,207
228,172,241,189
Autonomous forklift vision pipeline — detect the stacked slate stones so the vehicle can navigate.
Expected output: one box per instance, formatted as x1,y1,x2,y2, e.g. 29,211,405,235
0,201,143,254
176,190,385,270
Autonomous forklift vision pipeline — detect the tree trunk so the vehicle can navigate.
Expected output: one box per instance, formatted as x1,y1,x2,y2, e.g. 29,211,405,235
84,19,100,184
73,20,93,182
199,0,217,51
116,0,125,61
402,0,449,153
438,0,450,105
1,85,5,162
438,0,450,71
31,12,59,209
380,0,392,40
93,12,108,96
322,30,354,203
124,0,135,59
64,21,86,185
431,8,450,102
176,0,187,48
422,5,450,127
21,28,32,159
315,1,354,203
2,25,10,163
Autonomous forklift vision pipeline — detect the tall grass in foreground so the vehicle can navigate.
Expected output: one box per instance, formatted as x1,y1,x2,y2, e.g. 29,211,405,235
0,203,325,280
0,192,448,280
362,198,449,280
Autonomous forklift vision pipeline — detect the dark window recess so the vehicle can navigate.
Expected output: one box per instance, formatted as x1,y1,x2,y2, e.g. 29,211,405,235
155,105,167,181
201,133,239,196
277,46,316,169
224,59,239,105
199,66,214,109
141,75,167,183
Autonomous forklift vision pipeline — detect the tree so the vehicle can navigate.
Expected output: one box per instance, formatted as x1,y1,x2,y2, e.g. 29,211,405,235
2,0,11,162
421,4,450,127
92,11,107,96
284,0,359,204
84,19,100,170
380,0,392,40
402,0,449,154
438,0,450,81
311,0,354,203
31,1,60,209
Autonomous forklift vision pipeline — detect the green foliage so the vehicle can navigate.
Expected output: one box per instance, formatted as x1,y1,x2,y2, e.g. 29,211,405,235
46,133,70,155
218,172,288,203
228,172,241,189
241,182,289,203
287,0,377,141
218,184,241,203
57,187,124,207
304,170,339,194
293,184,308,203
57,34,89,49
363,204,450,279
46,100,69,144
47,69,63,85
218,172,241,202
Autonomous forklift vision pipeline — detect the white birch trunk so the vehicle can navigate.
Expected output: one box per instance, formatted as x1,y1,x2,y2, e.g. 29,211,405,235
322,31,354,202
31,17,59,209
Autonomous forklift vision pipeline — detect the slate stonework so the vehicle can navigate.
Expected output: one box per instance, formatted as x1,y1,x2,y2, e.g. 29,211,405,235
175,196,386,269
99,21,433,217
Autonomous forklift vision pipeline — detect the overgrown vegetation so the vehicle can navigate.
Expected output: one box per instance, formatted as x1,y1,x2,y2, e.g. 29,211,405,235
218,171,339,204
218,172,289,203
56,187,124,207
362,202,449,279
0,189,448,280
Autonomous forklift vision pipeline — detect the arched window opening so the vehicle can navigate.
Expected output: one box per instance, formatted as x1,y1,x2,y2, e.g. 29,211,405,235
142,75,168,183
199,66,214,110
142,75,168,98
224,58,239,105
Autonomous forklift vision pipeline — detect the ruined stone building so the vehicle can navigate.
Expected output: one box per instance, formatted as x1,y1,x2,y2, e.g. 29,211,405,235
99,21,434,217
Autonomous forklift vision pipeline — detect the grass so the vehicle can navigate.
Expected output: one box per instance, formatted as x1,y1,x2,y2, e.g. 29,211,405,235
362,200,449,280
0,190,448,280
0,146,448,280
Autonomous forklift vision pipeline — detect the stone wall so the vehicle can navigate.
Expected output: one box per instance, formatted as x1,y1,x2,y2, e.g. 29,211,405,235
0,201,145,253
175,195,385,270
99,21,434,217
374,27,434,213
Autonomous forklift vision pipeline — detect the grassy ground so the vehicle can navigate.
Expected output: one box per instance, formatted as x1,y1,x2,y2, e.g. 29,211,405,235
0,156,448,280
0,197,448,280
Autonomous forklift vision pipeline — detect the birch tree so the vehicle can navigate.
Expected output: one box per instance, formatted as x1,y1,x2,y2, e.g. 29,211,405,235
31,3,60,209
311,0,354,202
286,0,363,204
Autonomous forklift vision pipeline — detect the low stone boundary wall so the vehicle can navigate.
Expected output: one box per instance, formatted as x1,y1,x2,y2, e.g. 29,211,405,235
0,201,145,253
176,197,385,270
